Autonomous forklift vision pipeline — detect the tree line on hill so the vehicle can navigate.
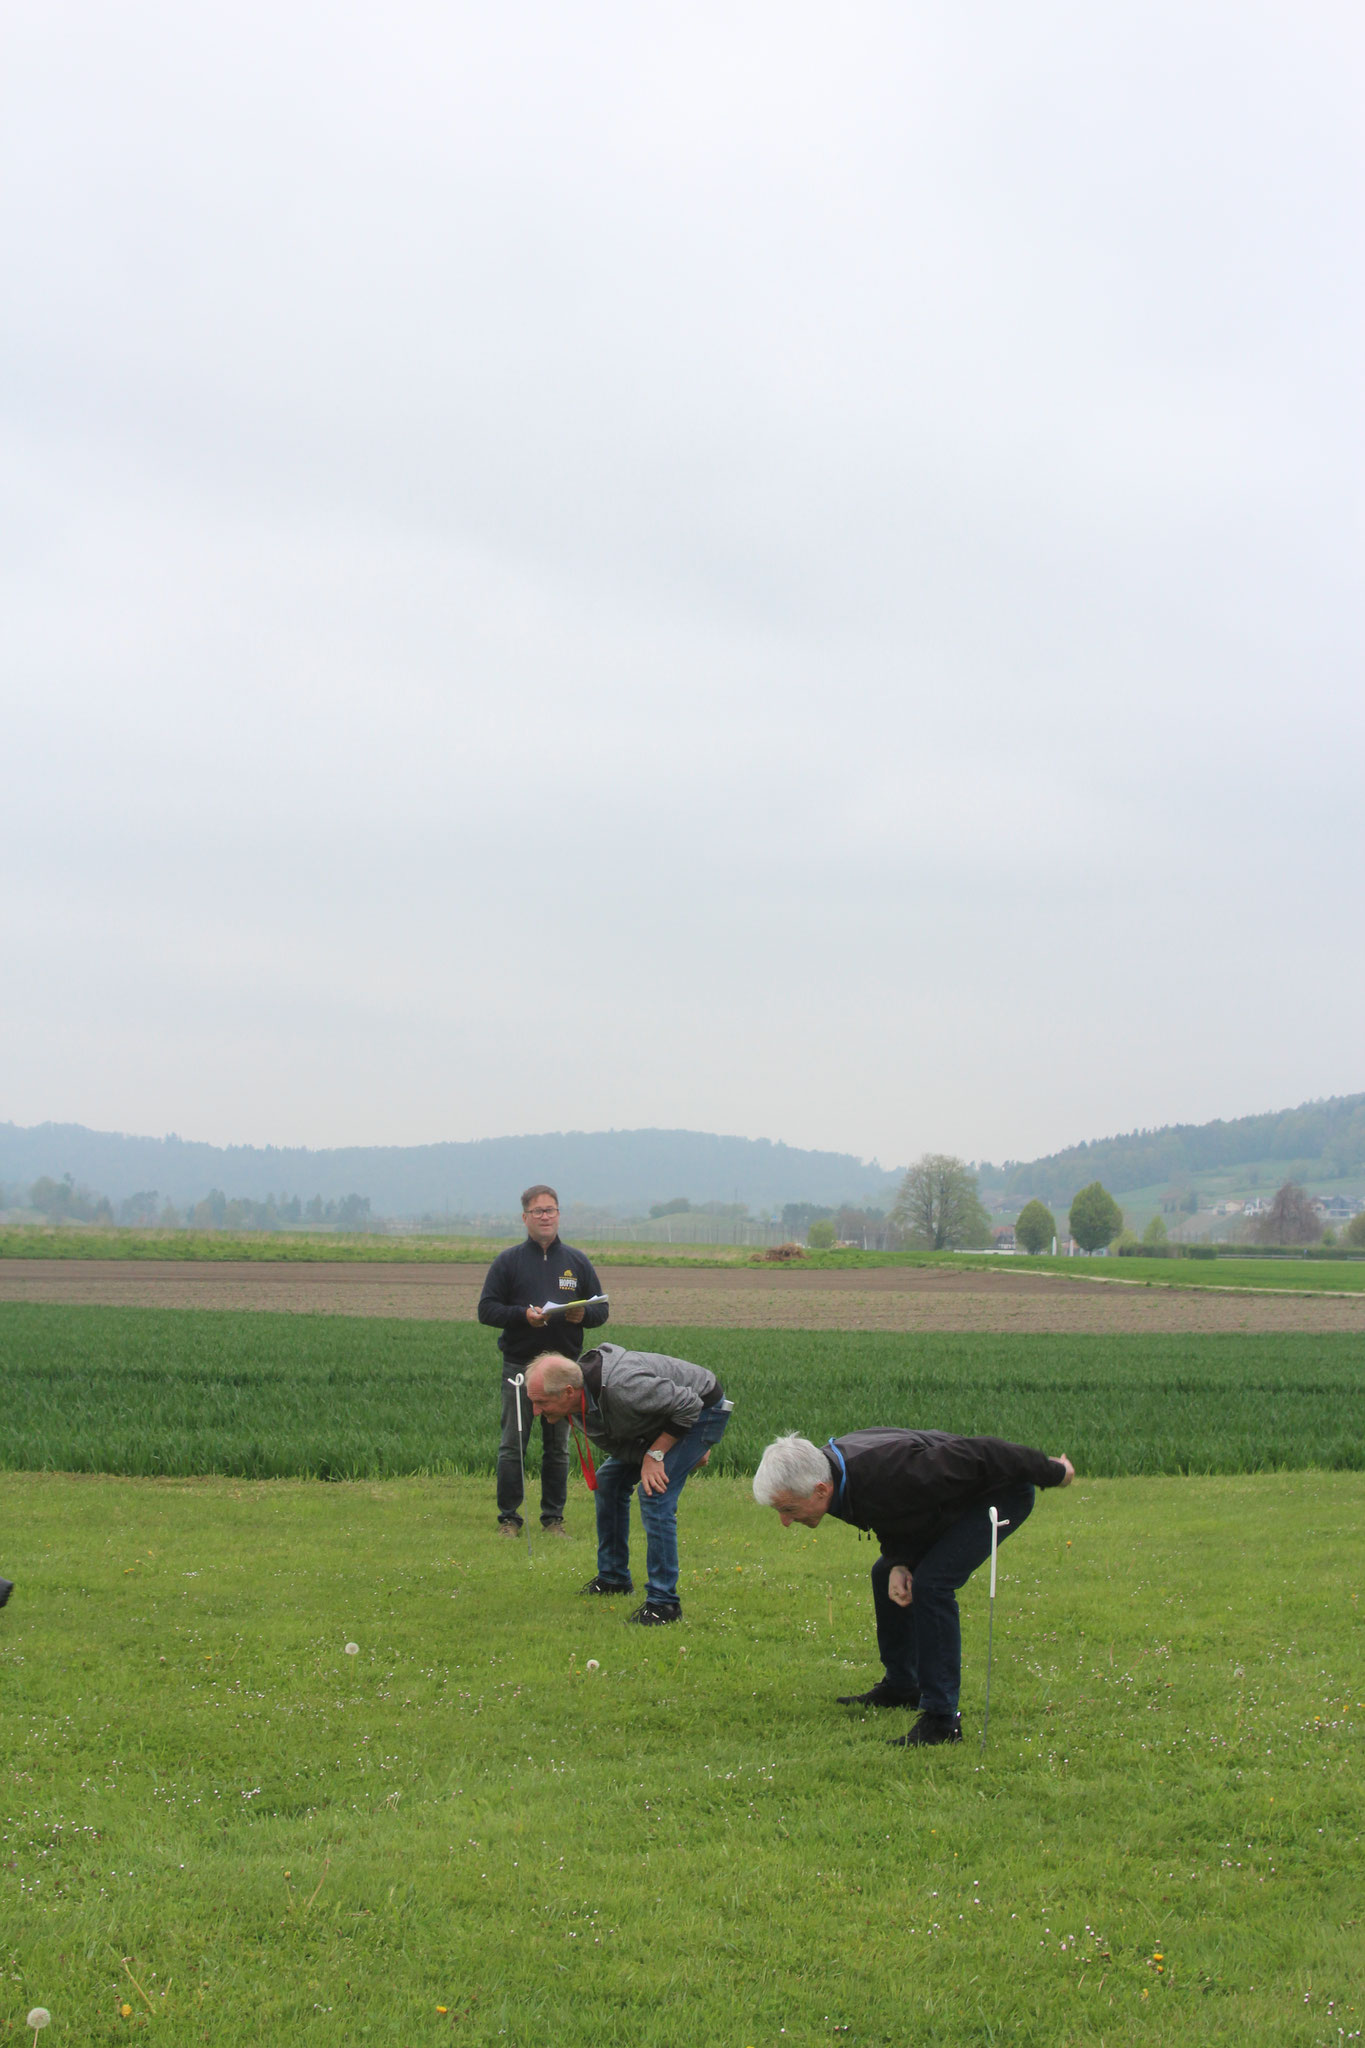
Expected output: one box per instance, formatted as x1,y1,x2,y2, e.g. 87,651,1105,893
4,1175,375,1233
980,1092,1365,1207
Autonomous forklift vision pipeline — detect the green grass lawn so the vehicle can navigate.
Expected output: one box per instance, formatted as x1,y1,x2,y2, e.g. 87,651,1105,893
6,1229,1365,1287
4,1307,1365,1480
1,1470,1361,2046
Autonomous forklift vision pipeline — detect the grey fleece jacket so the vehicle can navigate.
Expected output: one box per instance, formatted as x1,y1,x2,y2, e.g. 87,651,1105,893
579,1344,723,1462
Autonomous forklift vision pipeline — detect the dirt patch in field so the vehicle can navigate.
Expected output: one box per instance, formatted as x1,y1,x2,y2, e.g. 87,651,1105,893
1,1258,1363,1332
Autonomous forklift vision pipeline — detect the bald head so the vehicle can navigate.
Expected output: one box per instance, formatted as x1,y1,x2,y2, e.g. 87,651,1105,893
526,1354,583,1419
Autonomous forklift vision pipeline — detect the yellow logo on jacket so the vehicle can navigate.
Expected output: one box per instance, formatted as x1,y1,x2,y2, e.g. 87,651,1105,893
559,1269,577,1291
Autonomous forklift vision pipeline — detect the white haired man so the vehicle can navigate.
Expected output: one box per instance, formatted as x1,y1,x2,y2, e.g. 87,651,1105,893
526,1345,732,1625
754,1428,1075,1746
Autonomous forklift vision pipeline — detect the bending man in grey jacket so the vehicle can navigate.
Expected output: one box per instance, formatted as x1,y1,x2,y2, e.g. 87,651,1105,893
526,1344,732,1626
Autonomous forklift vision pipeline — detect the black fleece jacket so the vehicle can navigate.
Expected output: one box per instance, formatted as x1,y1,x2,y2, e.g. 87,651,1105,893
823,1428,1067,1569
477,1237,608,1369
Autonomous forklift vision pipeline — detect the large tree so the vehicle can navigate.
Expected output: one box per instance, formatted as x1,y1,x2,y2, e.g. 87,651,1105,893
1068,1181,1124,1253
890,1154,993,1250
1014,1199,1056,1255
1253,1181,1321,1246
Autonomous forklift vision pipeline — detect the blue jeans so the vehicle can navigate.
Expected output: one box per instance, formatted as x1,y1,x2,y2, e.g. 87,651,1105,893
594,1401,732,1603
872,1483,1035,1718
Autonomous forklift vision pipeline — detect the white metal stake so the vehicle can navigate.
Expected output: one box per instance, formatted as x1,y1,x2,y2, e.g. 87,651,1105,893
980,1508,1010,1751
510,1374,532,1561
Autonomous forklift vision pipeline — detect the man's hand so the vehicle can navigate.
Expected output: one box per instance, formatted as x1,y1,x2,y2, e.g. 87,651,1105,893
525,1304,548,1329
563,1304,585,1324
887,1565,913,1607
638,1437,678,1495
1054,1454,1076,1486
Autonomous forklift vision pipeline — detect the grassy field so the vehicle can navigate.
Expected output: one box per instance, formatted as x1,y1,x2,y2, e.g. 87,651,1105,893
3,1305,1365,1482
0,1229,749,1269
5,1227,1365,1291
2,1469,1361,2047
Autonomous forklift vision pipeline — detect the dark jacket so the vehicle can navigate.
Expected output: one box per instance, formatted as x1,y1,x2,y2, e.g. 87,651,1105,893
823,1428,1066,1569
477,1237,608,1369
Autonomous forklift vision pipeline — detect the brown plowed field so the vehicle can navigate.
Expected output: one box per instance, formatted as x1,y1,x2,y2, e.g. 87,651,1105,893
2,1259,1363,1332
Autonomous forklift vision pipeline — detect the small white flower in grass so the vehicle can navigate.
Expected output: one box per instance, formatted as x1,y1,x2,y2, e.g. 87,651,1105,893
585,1660,600,1671
344,1643,359,1656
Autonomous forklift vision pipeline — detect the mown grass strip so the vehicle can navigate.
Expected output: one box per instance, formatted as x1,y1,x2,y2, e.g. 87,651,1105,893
1,1468,1361,2047
7,1226,1365,1289
2,1303,1363,1480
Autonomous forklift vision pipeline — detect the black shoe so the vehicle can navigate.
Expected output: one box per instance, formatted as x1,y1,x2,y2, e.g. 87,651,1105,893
580,1574,633,1596
0,1579,11,1609
627,1599,682,1626
836,1680,920,1709
889,1712,963,1748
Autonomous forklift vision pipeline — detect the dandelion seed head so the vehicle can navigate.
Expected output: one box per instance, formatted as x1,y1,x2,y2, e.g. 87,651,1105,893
27,2012,50,2031
586,1659,600,1671
345,1643,359,1656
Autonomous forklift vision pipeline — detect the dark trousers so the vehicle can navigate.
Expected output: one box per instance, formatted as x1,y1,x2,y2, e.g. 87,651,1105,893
872,1483,1035,1718
496,1375,569,1527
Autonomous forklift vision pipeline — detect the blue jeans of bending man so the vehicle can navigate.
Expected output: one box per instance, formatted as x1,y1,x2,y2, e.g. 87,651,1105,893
872,1482,1036,1719
594,1400,733,1603
496,1374,569,1528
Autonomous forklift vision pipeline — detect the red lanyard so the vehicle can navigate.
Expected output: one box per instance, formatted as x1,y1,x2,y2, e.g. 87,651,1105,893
571,1391,598,1491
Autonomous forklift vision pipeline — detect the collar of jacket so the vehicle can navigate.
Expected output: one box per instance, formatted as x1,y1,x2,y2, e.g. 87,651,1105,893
823,1440,848,1512
580,1348,605,1405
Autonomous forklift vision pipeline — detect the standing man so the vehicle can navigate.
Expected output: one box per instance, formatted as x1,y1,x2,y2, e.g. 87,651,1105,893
525,1344,732,1625
477,1185,609,1539
753,1428,1074,1746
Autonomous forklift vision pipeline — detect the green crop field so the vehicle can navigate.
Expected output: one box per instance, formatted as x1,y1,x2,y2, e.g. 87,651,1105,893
1,1469,1361,2047
2,1305,1364,1482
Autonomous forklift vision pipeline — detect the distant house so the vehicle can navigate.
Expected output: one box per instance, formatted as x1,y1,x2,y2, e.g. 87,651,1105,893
992,1225,1016,1251
1315,1195,1355,1221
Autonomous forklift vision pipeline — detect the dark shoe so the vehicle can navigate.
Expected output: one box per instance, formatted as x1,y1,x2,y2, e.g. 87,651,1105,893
627,1599,682,1626
889,1712,963,1748
0,1579,11,1609
580,1574,633,1595
496,1520,522,1538
836,1680,920,1709
541,1521,571,1538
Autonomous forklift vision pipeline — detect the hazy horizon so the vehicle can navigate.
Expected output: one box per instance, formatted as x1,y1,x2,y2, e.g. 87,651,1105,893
5,3,1362,1164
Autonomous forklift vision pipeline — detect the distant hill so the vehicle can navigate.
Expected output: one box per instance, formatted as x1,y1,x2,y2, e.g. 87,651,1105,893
0,1122,903,1219
988,1093,1365,1207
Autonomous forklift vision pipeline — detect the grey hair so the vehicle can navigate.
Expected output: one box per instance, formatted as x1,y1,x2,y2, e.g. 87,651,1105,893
527,1354,583,1393
753,1434,830,1506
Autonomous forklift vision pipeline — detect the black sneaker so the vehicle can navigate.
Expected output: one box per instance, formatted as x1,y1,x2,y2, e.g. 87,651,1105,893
627,1599,682,1626
580,1574,633,1596
0,1579,11,1609
836,1680,920,1709
889,1712,963,1748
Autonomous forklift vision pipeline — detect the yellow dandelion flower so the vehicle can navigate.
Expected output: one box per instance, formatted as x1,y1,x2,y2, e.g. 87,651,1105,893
121,2004,133,2018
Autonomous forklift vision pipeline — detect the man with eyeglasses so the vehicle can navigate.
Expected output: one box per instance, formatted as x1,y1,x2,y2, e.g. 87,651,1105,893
477,1184,609,1538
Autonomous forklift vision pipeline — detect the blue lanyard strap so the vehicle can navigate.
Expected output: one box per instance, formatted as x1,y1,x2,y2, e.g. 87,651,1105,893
824,1438,848,1511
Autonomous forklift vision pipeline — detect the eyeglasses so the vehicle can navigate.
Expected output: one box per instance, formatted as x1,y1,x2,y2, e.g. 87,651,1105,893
526,1207,559,1219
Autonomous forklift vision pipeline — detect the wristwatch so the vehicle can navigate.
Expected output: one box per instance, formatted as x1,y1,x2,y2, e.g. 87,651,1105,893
645,1448,666,1462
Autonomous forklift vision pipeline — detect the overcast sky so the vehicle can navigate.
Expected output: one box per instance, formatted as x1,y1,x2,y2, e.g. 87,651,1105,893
4,1,1361,1171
